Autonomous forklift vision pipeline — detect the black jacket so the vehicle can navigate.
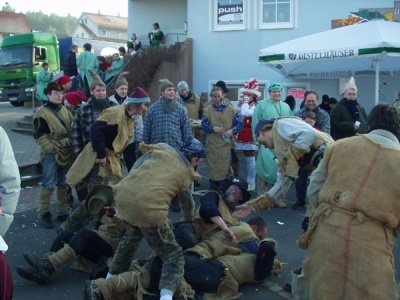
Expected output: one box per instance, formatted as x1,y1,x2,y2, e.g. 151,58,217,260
62,51,78,76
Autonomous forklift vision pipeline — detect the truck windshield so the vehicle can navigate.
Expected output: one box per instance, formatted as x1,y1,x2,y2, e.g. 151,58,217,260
0,46,33,67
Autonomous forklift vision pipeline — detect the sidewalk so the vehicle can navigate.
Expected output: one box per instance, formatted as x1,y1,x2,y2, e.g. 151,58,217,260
0,102,40,167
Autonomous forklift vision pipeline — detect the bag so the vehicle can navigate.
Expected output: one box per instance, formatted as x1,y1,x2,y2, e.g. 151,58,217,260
291,267,310,300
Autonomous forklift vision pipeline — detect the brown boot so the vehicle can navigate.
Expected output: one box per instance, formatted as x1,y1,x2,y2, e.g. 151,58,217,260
56,186,69,221
93,271,139,300
274,198,287,208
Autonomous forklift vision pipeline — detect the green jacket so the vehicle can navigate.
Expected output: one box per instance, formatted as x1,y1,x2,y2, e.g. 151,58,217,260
77,51,99,86
35,68,52,101
105,58,124,81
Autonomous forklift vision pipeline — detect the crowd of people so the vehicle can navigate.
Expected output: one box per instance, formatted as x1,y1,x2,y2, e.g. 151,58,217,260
1,38,400,299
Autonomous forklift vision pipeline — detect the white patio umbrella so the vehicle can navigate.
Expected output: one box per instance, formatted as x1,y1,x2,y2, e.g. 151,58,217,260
258,19,400,104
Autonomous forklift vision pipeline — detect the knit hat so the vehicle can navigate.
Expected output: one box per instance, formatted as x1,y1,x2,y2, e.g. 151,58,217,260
65,91,87,106
255,118,275,135
228,177,251,203
177,81,189,91
181,138,206,158
268,82,284,92
240,78,261,98
44,81,62,95
127,87,150,104
215,80,229,93
159,79,174,92
343,76,358,94
57,75,71,86
114,71,129,89
84,185,114,221
88,69,106,90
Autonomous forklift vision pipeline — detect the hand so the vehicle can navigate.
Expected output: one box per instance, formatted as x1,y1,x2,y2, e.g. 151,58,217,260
222,226,237,244
59,137,72,148
0,205,2,215
232,204,253,219
213,126,225,135
96,157,107,166
354,124,360,130
224,129,233,138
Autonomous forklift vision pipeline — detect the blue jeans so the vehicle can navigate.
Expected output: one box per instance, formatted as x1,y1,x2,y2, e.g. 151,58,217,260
69,75,78,92
41,153,70,190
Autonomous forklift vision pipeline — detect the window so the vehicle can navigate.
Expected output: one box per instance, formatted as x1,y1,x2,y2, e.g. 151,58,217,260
259,0,294,29
212,0,247,31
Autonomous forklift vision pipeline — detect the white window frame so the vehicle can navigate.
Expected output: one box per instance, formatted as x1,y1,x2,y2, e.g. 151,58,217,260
211,0,248,31
258,0,295,29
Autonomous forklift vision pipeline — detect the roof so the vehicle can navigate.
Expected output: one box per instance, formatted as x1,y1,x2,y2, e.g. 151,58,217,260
85,12,127,31
0,12,31,35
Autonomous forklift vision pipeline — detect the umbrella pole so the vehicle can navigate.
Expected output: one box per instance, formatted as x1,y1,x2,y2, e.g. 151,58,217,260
375,59,380,105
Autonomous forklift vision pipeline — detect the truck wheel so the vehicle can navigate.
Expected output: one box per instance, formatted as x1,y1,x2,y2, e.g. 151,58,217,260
10,101,24,107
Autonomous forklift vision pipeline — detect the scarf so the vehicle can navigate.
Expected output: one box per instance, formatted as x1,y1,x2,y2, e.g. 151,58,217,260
181,91,194,102
43,101,62,111
113,93,127,105
212,101,228,112
344,98,359,122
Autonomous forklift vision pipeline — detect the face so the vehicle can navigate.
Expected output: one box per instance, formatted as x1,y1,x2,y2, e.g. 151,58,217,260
344,89,357,101
212,90,224,107
269,89,281,102
91,85,107,99
137,102,149,115
116,85,128,98
304,117,316,127
162,87,176,100
113,55,120,61
132,34,136,40
43,65,49,70
257,129,274,149
62,81,72,91
255,226,268,239
179,88,190,98
47,90,63,104
225,185,243,204
305,93,318,110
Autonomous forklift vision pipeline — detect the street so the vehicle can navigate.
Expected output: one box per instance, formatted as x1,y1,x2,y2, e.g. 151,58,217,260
1,102,400,300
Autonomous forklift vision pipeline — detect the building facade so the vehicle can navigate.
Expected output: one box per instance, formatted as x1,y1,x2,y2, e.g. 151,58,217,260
127,0,398,112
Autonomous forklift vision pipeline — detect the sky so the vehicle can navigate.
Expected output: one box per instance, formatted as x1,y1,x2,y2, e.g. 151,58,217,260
2,0,128,18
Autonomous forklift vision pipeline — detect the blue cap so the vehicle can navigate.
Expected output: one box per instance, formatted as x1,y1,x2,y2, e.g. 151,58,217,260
127,87,150,104
182,138,206,158
268,82,284,91
255,118,275,135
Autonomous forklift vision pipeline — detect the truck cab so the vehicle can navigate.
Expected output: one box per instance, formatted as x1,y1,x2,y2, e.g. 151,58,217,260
0,32,60,106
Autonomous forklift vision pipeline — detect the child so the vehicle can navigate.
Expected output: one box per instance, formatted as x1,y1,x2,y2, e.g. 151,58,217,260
303,111,320,130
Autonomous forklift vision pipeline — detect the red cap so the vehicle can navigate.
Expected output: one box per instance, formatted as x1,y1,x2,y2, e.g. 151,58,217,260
65,92,87,106
57,75,72,86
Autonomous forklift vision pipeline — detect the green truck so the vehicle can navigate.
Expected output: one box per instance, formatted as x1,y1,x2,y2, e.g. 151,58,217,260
0,32,60,106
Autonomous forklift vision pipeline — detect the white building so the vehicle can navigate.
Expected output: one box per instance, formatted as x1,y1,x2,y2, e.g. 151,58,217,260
128,0,398,112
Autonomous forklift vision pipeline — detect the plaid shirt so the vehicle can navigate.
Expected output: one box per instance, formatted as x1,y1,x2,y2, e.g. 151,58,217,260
143,98,192,150
71,99,116,155
201,102,244,134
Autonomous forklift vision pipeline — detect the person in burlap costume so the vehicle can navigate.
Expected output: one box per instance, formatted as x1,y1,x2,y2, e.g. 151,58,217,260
233,116,334,219
106,139,205,300
66,87,151,193
297,103,400,300
185,177,274,244
16,180,127,285
70,69,116,202
252,82,293,207
33,81,74,228
84,217,279,300
201,86,244,194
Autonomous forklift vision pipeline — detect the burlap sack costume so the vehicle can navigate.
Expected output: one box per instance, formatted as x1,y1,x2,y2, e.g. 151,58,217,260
33,106,73,167
186,222,258,259
298,135,400,300
114,143,197,226
67,105,133,187
272,116,334,179
191,191,239,241
204,104,238,181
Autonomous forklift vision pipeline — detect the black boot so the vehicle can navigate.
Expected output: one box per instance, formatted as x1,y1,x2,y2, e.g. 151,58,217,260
19,254,55,284
16,266,48,285
291,201,305,210
40,212,54,229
